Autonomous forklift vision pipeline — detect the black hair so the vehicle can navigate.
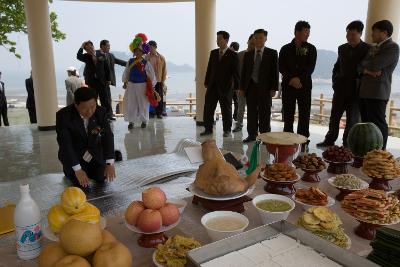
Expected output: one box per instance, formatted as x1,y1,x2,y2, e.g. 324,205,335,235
253,29,268,37
100,40,109,47
86,40,93,46
74,87,97,105
230,42,240,52
346,20,364,33
295,21,311,33
217,31,230,41
248,34,254,41
372,20,394,37
148,40,157,47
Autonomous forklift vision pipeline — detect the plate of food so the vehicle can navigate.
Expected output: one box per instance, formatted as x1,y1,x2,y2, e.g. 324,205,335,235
153,235,201,267
362,150,400,179
188,183,252,201
260,163,300,183
341,188,400,225
322,146,353,164
43,216,107,242
293,187,335,210
293,153,327,171
328,175,369,191
298,206,351,249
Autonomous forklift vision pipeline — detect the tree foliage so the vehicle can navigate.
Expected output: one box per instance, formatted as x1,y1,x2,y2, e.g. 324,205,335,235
0,0,66,59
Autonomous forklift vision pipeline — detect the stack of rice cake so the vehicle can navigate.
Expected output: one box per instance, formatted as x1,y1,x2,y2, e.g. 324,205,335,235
201,234,341,267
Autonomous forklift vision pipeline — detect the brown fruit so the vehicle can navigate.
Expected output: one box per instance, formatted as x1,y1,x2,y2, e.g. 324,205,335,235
54,255,91,267
38,242,68,267
101,229,117,244
59,219,102,257
93,241,133,267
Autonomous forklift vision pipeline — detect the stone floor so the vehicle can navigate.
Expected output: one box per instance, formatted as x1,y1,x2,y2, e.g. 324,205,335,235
0,116,399,182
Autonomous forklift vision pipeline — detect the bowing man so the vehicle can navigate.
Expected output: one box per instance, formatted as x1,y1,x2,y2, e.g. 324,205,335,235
56,87,116,187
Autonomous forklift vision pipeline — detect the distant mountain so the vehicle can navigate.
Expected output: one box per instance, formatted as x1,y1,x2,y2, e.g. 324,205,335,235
313,49,337,80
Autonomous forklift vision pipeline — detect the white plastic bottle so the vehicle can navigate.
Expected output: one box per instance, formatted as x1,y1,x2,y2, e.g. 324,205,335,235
14,184,42,260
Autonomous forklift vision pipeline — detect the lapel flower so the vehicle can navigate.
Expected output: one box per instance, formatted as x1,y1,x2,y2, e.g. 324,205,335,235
91,126,103,135
296,46,308,56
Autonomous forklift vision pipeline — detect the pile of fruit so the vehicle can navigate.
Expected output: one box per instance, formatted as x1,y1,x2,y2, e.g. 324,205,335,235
125,187,180,232
342,189,400,224
298,207,349,248
39,220,132,267
293,153,326,171
362,150,400,179
264,163,298,182
47,187,100,234
295,187,328,206
322,146,353,163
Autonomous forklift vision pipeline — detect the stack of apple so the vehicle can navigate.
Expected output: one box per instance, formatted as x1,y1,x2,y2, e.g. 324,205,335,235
125,187,180,232
38,220,132,267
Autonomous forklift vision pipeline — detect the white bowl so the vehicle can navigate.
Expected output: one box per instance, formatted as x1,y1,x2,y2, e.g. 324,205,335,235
201,211,249,242
166,199,187,214
252,194,295,225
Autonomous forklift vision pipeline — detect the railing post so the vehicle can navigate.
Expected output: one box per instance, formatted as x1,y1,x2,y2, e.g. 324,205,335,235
119,94,124,115
388,100,394,135
189,92,193,117
319,93,324,124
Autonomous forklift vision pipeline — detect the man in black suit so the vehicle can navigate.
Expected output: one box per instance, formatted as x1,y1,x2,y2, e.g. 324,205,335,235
99,40,127,120
56,87,116,187
240,29,279,143
279,21,317,140
317,21,369,147
77,41,112,119
25,72,37,124
201,31,240,137
0,71,9,126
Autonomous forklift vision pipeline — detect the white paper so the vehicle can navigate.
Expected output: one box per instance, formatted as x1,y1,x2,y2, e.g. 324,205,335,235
184,146,204,164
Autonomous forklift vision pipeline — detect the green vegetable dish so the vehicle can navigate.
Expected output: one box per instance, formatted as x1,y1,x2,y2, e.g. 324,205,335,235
256,200,292,212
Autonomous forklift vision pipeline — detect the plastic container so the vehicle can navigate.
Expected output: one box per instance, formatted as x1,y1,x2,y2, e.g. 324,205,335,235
14,184,42,260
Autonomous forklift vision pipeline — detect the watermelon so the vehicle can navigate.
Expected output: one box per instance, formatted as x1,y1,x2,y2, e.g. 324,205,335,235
347,123,383,157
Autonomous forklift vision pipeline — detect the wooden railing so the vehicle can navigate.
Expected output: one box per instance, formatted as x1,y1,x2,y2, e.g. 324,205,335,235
113,93,400,134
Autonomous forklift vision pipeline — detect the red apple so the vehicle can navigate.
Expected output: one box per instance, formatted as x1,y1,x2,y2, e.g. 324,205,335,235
124,201,145,226
142,187,166,210
136,209,162,232
159,203,180,226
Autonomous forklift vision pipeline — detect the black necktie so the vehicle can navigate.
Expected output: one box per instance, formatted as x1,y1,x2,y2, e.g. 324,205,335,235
252,50,262,82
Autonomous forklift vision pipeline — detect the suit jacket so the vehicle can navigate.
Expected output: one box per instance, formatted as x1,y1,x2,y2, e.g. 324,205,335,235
96,50,127,86
204,48,239,94
65,76,83,106
25,77,35,109
279,39,317,90
359,38,400,100
77,48,111,87
332,41,369,97
240,47,279,93
0,81,6,108
56,105,115,170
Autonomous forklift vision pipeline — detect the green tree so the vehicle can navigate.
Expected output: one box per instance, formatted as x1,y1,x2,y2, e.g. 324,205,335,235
0,0,66,59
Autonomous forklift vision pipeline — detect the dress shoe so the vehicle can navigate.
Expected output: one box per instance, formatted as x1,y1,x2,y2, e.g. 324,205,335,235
232,126,242,132
243,136,256,143
128,123,134,130
316,140,334,147
141,122,147,128
223,131,230,137
200,130,213,136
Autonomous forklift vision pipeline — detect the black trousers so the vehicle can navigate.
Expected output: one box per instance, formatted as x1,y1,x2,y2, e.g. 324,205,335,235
203,87,232,132
88,81,112,117
63,160,106,187
0,106,9,126
282,88,312,138
27,108,37,124
246,82,272,138
359,98,388,149
232,91,238,120
325,91,360,146
155,82,164,116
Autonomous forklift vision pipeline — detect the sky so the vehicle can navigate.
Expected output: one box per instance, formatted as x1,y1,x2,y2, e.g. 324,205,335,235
1,0,371,74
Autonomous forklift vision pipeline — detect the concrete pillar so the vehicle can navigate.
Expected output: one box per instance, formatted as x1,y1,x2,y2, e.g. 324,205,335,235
365,0,400,43
195,0,216,124
24,0,58,130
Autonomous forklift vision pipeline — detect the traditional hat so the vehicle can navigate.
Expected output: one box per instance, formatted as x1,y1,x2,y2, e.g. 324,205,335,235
129,33,150,54
66,66,76,72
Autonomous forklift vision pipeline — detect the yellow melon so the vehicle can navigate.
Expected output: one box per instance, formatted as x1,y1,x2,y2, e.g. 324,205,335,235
68,202,100,224
59,219,102,257
54,255,91,267
61,187,87,215
48,205,70,233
